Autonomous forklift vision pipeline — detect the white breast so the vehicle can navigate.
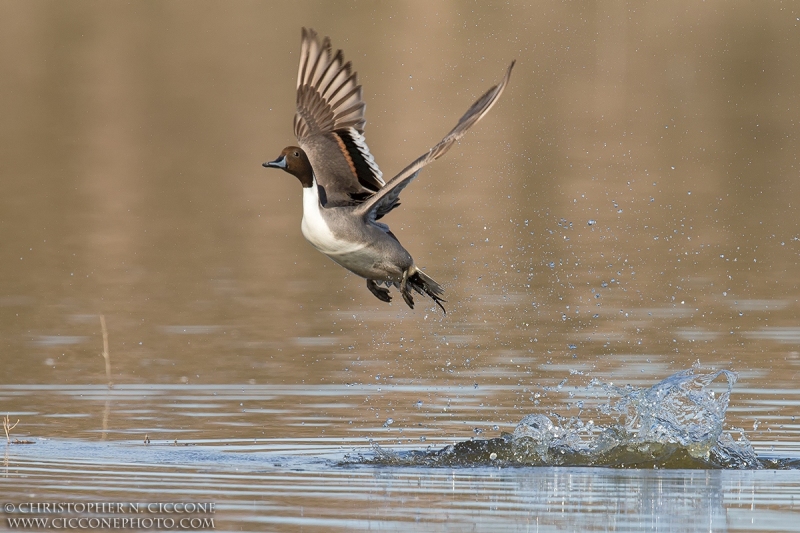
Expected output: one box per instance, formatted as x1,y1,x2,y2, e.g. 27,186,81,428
301,184,366,256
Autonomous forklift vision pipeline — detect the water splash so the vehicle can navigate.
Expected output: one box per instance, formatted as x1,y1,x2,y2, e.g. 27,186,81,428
354,369,763,469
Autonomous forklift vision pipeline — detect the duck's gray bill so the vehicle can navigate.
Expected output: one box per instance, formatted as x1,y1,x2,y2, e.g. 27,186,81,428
263,156,286,168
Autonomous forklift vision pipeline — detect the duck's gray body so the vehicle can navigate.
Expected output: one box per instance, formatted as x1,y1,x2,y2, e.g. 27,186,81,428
300,182,413,282
264,28,514,311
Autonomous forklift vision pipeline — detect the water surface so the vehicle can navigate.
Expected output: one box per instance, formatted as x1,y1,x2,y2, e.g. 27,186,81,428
2,1,800,531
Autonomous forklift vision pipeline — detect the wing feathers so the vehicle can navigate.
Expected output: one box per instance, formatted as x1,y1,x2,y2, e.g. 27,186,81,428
335,128,384,191
294,29,368,140
291,29,511,213
354,61,515,222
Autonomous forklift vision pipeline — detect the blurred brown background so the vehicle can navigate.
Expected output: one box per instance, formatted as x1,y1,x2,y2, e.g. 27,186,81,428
1,1,798,389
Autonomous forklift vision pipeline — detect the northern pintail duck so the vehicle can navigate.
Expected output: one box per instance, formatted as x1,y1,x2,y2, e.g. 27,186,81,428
264,28,513,312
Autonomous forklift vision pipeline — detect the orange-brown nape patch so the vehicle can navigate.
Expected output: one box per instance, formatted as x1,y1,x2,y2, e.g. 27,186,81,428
333,133,359,179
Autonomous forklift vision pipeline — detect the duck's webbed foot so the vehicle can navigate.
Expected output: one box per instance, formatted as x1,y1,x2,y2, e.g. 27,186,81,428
366,279,392,303
400,269,415,309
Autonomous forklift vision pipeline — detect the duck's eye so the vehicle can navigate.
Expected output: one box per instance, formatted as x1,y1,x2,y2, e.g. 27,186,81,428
293,151,299,157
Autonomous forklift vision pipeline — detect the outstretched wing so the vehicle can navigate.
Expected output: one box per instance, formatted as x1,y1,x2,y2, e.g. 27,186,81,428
353,61,515,222
294,28,384,204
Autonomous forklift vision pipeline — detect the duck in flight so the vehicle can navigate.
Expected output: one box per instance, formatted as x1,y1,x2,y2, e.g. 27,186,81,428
264,28,514,312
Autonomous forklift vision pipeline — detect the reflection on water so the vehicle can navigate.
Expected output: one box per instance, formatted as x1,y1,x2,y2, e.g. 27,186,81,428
1,375,799,532
2,1,800,530
1,441,775,532
0,439,776,532
2,370,800,530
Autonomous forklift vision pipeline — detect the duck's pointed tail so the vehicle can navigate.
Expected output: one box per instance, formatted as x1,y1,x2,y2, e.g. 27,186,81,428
403,268,446,313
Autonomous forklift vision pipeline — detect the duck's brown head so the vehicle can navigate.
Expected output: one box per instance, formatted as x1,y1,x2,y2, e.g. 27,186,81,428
263,146,314,188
